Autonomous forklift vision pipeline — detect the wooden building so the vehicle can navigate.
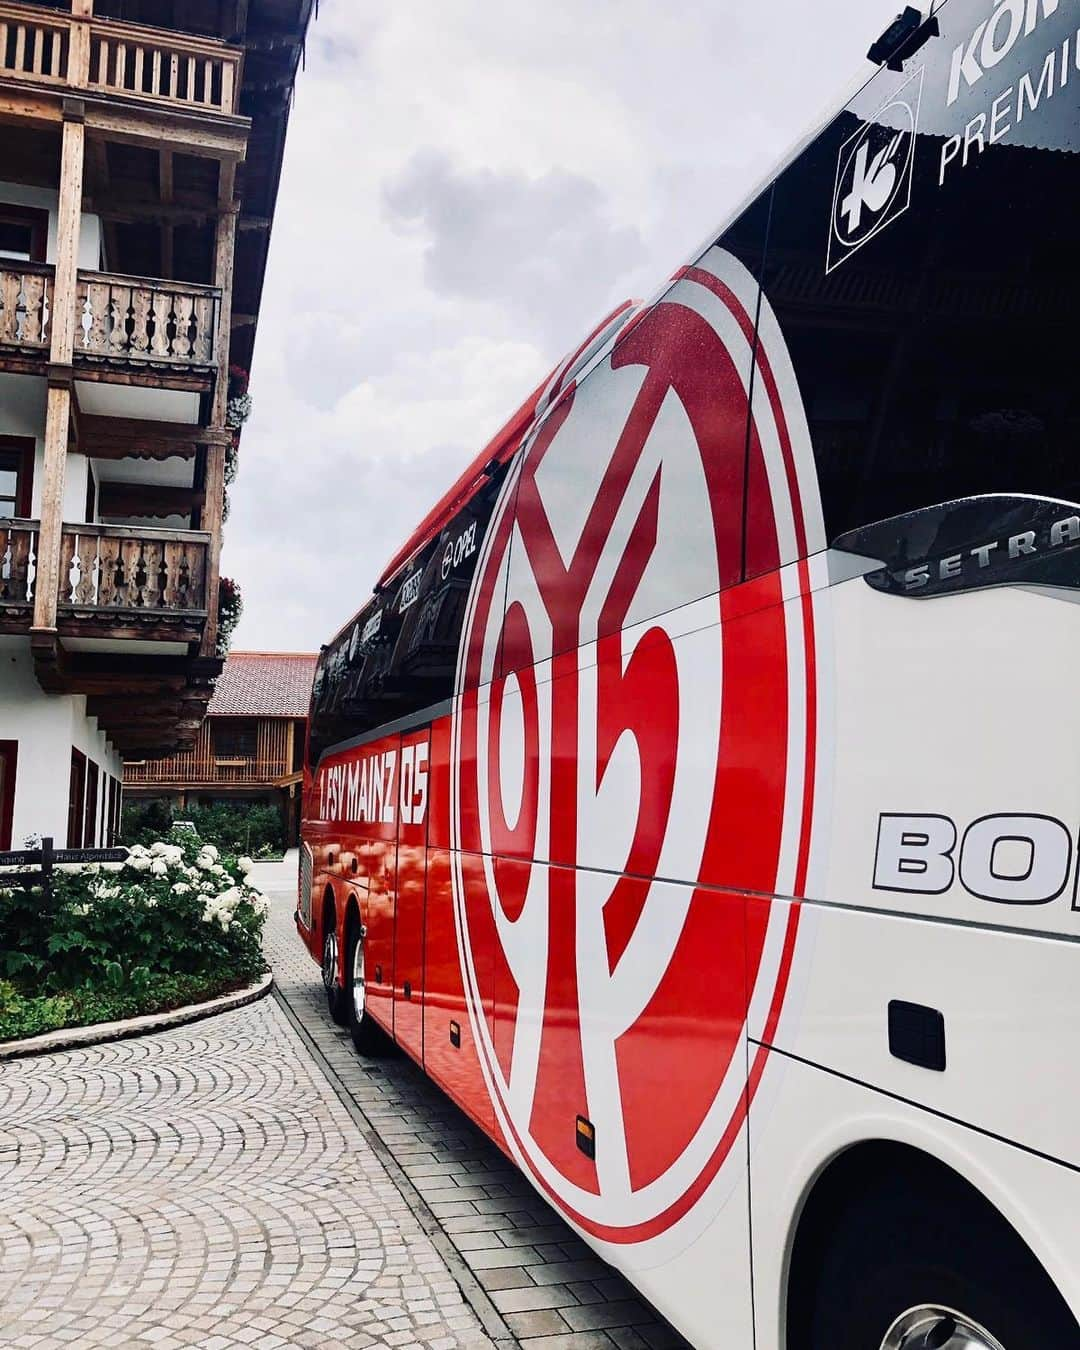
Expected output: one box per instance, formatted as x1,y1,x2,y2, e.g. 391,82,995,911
0,0,313,848
124,649,315,842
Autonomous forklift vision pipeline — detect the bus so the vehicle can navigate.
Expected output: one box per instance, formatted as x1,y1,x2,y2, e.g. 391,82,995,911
297,2,1080,1345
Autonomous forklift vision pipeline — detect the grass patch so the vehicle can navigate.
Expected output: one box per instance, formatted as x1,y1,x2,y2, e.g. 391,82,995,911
0,970,258,1043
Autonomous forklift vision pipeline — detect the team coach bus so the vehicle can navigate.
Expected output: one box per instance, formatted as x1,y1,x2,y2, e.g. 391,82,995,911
297,2,1080,1346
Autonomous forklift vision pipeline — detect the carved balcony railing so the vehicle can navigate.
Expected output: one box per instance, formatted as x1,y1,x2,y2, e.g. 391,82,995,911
0,264,52,350
0,3,242,115
0,519,37,619
88,17,239,115
58,524,210,623
0,4,69,86
75,272,219,370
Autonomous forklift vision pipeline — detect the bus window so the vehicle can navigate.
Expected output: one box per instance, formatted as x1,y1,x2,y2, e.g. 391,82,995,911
306,460,515,770
747,0,1080,574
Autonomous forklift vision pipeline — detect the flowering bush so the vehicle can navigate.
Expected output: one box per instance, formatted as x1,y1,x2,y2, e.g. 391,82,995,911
0,833,269,1041
217,575,243,656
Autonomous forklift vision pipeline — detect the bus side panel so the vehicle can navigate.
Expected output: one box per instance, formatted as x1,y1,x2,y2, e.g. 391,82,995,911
423,848,496,1139
423,718,497,1136
747,1045,1080,1350
392,728,432,1062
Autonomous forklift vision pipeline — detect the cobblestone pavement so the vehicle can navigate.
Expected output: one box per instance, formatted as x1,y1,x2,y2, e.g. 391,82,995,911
0,933,493,1347
0,855,686,1350
260,857,686,1350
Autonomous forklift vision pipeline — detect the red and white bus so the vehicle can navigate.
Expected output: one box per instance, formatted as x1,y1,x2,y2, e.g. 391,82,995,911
298,3,1080,1345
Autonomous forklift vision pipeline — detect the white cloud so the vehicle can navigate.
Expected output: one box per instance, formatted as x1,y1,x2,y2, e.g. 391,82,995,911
223,0,904,650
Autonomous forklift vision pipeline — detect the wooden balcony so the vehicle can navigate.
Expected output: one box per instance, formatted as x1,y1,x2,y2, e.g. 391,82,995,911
125,718,296,788
0,2,241,116
0,518,210,642
76,271,219,375
0,264,220,385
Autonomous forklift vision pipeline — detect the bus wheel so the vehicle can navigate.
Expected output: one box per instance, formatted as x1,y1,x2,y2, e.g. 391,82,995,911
322,919,347,1025
344,917,383,1055
795,1158,1080,1350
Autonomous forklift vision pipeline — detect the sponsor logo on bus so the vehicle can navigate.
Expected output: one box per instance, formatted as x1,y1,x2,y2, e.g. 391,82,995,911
441,520,478,579
398,569,423,613
874,811,1074,906
946,0,1059,106
827,66,922,274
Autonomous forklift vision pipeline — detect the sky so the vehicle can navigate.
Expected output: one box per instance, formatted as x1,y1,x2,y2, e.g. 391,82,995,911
221,0,906,652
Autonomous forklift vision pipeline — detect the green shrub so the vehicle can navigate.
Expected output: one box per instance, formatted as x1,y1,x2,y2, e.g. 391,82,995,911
122,800,285,856
0,834,270,1042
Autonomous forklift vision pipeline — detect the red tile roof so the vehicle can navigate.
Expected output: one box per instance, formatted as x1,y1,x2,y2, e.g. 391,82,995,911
208,651,318,719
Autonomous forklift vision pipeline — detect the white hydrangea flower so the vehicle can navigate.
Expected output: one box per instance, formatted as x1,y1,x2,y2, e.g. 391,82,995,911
201,844,219,862
93,883,120,900
70,902,90,917
127,853,152,872
172,881,191,895
237,856,255,876
149,858,169,877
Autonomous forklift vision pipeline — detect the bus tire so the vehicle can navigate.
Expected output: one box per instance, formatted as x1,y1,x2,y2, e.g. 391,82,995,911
345,915,384,1056
321,911,347,1026
795,1158,1080,1350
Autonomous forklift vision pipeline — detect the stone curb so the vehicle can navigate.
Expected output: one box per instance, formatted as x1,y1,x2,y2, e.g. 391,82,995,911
0,972,274,1061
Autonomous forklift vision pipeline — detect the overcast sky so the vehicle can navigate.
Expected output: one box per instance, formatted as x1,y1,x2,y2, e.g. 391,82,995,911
221,0,905,652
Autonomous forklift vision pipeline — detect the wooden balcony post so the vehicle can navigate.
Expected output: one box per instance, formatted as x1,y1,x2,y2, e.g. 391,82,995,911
69,0,92,88
199,191,238,658
32,101,85,635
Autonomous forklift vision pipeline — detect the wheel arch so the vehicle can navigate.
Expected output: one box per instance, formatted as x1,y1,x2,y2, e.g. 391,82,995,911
783,1138,1071,1349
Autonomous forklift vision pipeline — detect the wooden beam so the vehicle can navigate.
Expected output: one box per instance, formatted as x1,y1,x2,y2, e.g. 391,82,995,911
32,106,84,634
199,194,238,659
97,481,203,519
83,101,249,162
81,415,227,460
159,148,174,279
71,364,213,394
88,200,213,227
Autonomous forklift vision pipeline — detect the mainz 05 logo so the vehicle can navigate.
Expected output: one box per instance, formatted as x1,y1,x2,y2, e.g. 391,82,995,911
827,66,923,274
449,249,829,1256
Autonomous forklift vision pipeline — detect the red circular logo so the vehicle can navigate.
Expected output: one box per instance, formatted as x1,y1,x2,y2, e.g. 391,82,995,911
451,249,826,1249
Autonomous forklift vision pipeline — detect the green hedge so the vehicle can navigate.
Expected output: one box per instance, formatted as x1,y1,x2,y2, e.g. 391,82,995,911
123,799,284,856
0,834,269,1042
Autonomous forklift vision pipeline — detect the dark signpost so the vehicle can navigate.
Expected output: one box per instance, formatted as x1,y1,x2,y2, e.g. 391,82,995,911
0,837,128,898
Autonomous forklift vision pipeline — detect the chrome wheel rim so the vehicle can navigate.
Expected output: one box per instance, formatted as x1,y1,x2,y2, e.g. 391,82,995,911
881,1306,1007,1350
321,928,337,993
351,935,365,1023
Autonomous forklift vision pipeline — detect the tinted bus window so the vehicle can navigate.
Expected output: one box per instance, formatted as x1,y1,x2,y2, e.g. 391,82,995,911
748,0,1080,567
307,460,514,766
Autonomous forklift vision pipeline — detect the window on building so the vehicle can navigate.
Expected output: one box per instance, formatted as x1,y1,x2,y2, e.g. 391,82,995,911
84,761,99,848
67,750,86,849
214,720,259,761
0,205,47,264
0,438,34,518
0,741,17,851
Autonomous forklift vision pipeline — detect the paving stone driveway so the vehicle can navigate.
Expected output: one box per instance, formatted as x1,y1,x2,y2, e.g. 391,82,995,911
0,856,685,1350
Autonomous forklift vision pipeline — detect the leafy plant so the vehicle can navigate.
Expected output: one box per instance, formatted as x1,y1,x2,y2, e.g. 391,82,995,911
0,834,270,1043
217,576,243,656
122,800,284,855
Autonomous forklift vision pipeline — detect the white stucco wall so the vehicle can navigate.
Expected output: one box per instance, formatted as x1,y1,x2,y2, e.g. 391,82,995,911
0,181,102,269
0,637,122,847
